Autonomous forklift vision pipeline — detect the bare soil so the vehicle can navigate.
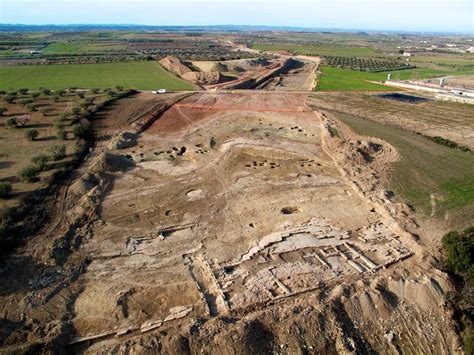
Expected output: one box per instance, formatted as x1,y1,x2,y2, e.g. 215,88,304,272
0,92,462,354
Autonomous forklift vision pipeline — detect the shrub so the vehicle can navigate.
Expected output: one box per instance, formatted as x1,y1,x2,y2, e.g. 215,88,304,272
58,112,69,121
71,106,82,115
39,107,53,116
431,136,457,148
77,92,85,99
56,128,67,140
442,227,474,354
53,95,60,102
0,107,8,116
50,144,66,160
91,88,100,94
58,90,66,97
69,115,81,124
430,136,471,152
31,153,50,171
17,88,28,95
3,94,15,103
6,117,17,128
18,165,39,182
0,182,12,198
55,123,65,133
81,97,94,106
328,125,340,138
72,124,93,140
31,92,41,99
25,129,39,141
17,98,34,106
115,85,123,91
40,88,51,96
26,103,38,112
442,227,474,282
53,117,64,127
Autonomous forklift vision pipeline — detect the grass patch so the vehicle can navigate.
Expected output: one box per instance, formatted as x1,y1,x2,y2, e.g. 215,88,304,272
317,66,391,91
43,41,127,54
327,125,340,138
332,111,474,217
0,61,195,91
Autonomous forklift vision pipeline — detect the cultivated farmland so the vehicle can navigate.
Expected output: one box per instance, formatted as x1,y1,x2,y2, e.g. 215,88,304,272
0,61,196,91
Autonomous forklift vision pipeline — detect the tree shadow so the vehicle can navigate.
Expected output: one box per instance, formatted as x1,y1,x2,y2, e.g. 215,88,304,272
0,318,25,346
0,255,40,297
1,176,20,184
46,160,70,171
26,123,50,129
37,135,57,142
0,161,14,170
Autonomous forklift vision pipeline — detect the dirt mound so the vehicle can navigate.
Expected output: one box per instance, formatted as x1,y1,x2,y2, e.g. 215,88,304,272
225,58,272,71
192,58,270,74
107,132,137,150
160,56,232,86
182,71,232,85
159,56,192,77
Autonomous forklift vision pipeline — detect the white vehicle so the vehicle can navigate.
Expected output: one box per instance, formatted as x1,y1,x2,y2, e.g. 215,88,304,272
152,89,167,94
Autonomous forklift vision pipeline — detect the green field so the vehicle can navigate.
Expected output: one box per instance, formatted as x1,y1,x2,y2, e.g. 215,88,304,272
332,112,474,220
317,66,391,91
317,66,474,91
0,61,195,91
43,41,127,54
252,44,377,57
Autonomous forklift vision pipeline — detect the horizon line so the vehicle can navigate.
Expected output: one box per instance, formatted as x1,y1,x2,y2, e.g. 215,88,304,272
0,23,472,35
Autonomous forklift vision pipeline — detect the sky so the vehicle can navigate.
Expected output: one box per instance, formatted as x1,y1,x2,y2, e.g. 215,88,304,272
0,0,473,33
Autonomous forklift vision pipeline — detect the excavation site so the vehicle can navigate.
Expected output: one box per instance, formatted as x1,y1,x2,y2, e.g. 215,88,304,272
0,90,461,354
